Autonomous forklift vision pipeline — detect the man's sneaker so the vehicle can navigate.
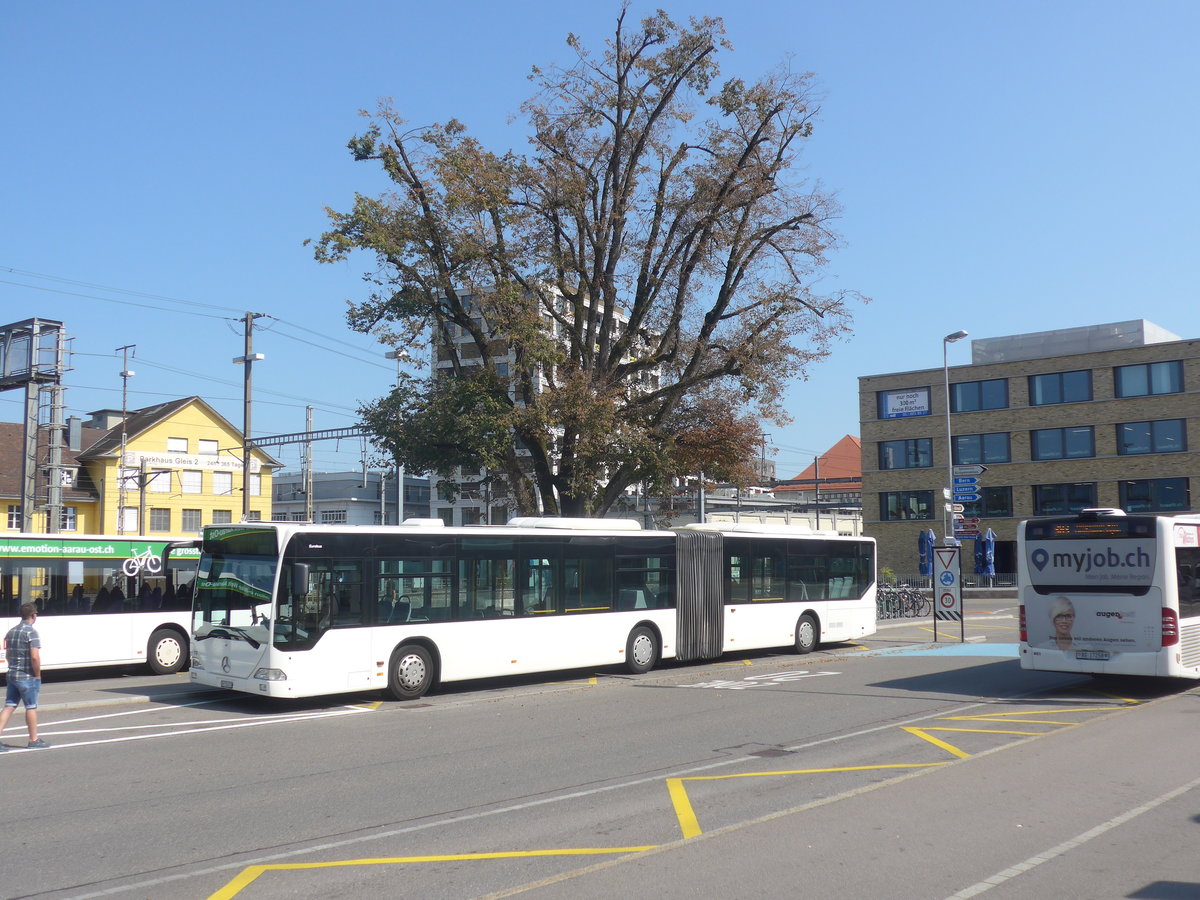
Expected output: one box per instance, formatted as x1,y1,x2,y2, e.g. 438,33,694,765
26,739,50,749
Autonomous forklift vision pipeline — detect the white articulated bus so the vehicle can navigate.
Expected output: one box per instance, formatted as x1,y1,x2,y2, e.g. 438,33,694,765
0,534,198,675
1018,509,1200,678
182,518,877,700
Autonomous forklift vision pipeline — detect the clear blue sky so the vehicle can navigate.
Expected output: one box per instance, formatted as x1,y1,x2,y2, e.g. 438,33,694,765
4,1,1197,480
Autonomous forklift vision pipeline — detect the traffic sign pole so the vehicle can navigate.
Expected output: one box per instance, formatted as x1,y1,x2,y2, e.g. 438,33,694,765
932,546,964,643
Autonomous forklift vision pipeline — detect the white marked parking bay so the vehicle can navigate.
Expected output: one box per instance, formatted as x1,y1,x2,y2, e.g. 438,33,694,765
678,670,840,690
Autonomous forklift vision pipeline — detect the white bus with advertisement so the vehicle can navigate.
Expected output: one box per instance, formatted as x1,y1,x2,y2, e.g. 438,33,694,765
1017,509,1200,678
0,534,198,675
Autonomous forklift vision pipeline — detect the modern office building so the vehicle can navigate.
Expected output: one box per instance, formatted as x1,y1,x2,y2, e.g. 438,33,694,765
271,470,431,525
859,321,1198,576
429,289,661,525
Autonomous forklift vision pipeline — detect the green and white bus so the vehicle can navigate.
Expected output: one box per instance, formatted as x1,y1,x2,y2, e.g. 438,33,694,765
0,534,198,675
184,518,877,700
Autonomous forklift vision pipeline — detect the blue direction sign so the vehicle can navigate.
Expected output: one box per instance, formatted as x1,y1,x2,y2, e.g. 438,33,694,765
953,476,979,486
953,492,981,502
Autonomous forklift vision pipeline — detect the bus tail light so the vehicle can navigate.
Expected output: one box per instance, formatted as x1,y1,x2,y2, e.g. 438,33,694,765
1018,605,1026,643
1162,608,1179,647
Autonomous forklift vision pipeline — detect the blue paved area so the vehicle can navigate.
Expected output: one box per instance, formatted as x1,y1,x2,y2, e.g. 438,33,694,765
868,642,1019,658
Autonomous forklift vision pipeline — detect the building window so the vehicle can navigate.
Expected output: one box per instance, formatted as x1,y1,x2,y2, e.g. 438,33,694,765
167,437,188,453
950,379,1007,413
959,487,1012,519
1117,419,1186,455
461,507,482,525
182,509,202,532
953,433,1010,465
248,473,261,496
7,505,20,529
198,439,219,455
878,438,933,470
148,469,172,493
1031,426,1095,460
149,508,171,532
272,512,289,522
212,471,233,495
181,470,203,494
1119,478,1189,512
877,386,932,419
880,490,935,521
119,467,140,491
290,512,307,521
1114,360,1182,398
245,510,262,522
120,507,139,532
60,506,77,531
211,510,233,524
1033,483,1097,516
437,508,455,526
320,509,347,524
1029,370,1091,406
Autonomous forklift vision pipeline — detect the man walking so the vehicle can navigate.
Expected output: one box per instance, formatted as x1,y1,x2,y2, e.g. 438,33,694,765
1,603,50,749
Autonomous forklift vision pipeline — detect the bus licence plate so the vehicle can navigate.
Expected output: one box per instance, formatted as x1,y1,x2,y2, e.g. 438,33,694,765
1075,650,1110,661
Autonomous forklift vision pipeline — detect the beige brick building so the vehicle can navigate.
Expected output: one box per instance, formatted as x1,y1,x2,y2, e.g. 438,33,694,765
859,321,1198,576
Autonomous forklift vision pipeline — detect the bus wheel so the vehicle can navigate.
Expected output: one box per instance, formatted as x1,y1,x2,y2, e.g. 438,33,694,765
388,644,434,700
625,626,659,674
147,628,187,675
794,614,818,654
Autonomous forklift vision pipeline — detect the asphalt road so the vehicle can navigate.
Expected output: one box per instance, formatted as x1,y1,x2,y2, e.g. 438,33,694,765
5,606,1198,900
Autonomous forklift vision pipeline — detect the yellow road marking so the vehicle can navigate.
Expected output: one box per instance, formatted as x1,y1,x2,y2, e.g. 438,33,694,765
943,705,1126,721
666,763,941,839
1079,688,1142,704
347,700,383,711
902,727,972,759
208,847,658,899
549,677,598,685
716,659,754,667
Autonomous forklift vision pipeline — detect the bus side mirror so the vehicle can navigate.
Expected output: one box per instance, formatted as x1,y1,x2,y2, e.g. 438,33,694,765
291,563,310,598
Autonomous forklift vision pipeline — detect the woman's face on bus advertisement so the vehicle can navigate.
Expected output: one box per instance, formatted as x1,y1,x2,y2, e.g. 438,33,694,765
1052,609,1074,638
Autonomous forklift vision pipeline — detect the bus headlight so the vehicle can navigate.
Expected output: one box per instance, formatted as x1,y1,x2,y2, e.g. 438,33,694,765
190,655,203,670
253,668,288,681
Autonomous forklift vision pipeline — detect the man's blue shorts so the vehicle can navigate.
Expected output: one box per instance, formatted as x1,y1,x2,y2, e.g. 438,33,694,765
5,677,40,710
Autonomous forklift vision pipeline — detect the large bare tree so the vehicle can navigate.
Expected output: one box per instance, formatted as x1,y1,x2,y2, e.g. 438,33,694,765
314,7,863,517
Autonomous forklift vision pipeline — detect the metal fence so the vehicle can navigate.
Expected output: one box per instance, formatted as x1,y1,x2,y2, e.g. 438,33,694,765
885,573,1017,589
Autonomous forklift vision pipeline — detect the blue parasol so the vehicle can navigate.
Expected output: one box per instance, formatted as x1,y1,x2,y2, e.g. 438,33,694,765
918,527,935,576
982,527,996,577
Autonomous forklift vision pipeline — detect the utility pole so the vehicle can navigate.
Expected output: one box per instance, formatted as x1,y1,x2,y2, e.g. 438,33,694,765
813,455,821,531
233,313,265,521
304,405,314,523
116,345,136,534
43,332,68,533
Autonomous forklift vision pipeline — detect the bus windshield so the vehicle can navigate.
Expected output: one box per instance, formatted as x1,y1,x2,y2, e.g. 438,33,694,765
193,528,278,641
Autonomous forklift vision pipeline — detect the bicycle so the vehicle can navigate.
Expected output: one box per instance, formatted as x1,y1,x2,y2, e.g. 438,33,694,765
898,585,931,617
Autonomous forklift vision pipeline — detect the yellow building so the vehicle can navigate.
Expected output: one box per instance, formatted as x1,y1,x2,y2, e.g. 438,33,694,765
1,396,279,535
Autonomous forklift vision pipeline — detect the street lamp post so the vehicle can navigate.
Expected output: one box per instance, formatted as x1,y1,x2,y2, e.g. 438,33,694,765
943,330,969,545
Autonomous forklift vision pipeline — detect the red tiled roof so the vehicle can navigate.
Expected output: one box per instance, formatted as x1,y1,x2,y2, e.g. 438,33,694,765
774,434,862,492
